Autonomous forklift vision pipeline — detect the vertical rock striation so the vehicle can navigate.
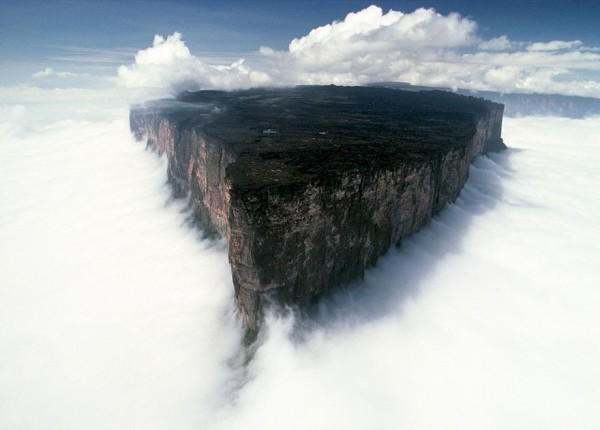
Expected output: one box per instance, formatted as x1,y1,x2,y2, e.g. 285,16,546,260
130,86,505,329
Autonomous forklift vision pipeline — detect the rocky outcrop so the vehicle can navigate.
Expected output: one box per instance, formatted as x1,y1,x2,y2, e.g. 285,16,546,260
130,86,505,329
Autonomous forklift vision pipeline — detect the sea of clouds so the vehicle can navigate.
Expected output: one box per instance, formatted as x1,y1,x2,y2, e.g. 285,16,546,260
2,5,600,430
2,89,599,430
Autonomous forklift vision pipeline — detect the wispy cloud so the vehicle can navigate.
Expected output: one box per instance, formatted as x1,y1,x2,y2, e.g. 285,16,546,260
527,40,584,51
32,67,87,79
45,45,137,64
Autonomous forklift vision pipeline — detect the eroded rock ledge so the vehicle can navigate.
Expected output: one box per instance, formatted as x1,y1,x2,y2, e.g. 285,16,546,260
130,85,505,329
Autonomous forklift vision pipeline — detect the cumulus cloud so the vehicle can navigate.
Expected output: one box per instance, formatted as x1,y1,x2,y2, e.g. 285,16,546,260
262,6,479,86
33,67,61,79
117,32,271,96
288,6,477,55
34,67,90,80
527,39,584,51
0,94,241,429
478,35,515,51
262,5,600,96
118,6,600,98
32,67,92,80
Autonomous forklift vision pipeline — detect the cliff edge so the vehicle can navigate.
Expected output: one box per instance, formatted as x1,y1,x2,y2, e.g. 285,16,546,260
130,85,505,329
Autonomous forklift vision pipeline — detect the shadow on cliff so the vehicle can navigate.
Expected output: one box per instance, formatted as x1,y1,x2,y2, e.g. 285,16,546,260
286,148,516,337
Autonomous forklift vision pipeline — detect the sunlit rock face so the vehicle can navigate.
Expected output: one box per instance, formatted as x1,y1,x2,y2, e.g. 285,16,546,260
130,85,505,329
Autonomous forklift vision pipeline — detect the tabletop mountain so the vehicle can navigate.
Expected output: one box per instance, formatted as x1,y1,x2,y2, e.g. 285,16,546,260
130,85,505,330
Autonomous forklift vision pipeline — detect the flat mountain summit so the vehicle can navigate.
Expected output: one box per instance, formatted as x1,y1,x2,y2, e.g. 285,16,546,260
130,85,505,330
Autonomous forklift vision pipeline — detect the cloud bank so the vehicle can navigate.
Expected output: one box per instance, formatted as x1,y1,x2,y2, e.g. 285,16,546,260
0,95,243,429
2,90,599,429
206,115,600,430
118,6,600,97
2,4,599,429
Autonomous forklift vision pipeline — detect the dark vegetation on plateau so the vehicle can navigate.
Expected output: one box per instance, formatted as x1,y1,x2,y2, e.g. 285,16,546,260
131,85,504,331
170,86,492,192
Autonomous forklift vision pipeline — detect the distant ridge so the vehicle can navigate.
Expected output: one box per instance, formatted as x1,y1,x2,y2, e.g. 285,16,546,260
370,82,600,118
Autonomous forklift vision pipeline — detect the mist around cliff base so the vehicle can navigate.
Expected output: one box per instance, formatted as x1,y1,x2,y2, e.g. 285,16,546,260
1,90,600,430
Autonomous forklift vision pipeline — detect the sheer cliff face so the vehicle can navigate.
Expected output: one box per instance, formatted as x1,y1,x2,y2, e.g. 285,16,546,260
132,111,233,236
130,86,505,329
227,111,503,327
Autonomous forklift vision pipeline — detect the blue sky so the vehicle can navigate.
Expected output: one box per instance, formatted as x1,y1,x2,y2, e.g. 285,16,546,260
1,0,600,95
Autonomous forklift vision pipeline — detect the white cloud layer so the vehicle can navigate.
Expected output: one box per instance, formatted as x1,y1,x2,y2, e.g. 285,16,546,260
1,88,599,429
2,4,600,429
0,93,243,429
208,115,600,430
117,6,600,97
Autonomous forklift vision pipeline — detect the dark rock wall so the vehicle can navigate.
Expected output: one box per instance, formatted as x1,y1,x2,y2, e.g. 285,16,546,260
130,97,504,330
227,109,503,328
130,110,234,236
